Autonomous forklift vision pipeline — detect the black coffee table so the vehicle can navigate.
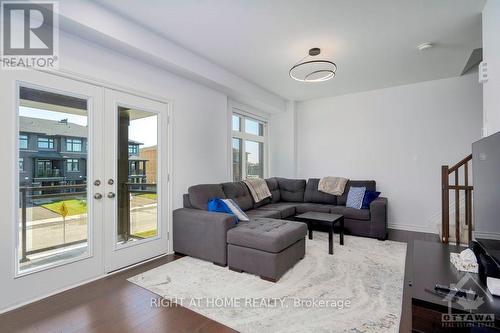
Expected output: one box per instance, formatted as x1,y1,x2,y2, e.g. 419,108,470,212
295,212,344,255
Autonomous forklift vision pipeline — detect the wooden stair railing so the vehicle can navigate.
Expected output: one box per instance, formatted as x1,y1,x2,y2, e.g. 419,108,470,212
441,154,473,244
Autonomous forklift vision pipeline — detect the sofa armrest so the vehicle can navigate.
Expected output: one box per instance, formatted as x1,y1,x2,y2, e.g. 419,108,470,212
173,208,237,265
369,197,388,240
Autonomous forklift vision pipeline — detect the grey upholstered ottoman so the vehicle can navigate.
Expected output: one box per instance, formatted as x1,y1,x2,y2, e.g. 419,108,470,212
227,218,307,282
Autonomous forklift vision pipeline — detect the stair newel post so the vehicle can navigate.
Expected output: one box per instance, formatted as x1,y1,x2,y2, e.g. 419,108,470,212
455,170,460,245
441,165,450,244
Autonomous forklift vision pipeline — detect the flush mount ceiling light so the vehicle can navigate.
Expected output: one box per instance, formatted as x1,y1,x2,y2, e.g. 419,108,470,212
417,42,433,51
289,48,337,82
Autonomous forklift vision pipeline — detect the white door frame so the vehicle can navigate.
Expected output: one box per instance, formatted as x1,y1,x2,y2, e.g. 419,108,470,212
0,68,173,312
103,89,170,272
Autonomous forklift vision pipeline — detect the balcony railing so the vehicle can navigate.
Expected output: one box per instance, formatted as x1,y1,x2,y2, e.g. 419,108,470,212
19,184,87,263
19,182,157,263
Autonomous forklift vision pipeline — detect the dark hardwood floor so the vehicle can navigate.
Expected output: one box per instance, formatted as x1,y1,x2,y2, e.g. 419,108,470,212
0,229,439,333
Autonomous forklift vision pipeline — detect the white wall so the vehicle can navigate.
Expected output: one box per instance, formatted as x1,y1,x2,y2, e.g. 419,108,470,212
269,101,296,177
482,0,500,136
296,74,482,233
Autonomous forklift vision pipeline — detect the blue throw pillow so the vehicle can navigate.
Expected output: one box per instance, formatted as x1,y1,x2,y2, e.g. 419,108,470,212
207,198,238,224
362,190,381,209
346,187,366,209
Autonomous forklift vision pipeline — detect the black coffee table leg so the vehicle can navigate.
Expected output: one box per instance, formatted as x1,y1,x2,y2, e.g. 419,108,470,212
328,223,333,255
308,221,313,240
340,217,344,246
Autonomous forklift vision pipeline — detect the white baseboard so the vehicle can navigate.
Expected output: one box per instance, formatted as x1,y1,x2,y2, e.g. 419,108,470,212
473,231,500,240
388,223,438,234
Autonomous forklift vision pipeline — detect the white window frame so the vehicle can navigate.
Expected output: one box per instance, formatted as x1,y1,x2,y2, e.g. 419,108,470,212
230,105,269,181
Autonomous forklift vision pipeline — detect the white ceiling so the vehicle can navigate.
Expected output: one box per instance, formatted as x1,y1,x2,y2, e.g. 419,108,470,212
94,0,485,101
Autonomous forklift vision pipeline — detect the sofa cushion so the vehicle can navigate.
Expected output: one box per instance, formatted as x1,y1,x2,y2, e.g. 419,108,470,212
277,178,306,202
337,180,376,206
246,209,281,219
227,218,307,253
188,184,226,210
258,203,297,218
222,181,254,211
266,178,281,203
304,178,337,204
295,203,336,214
330,206,371,221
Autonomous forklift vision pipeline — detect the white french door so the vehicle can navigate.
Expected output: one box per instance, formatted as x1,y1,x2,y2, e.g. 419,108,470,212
103,89,169,272
0,69,104,310
0,70,170,311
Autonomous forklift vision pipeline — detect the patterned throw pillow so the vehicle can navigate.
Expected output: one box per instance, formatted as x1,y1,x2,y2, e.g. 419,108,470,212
346,187,366,209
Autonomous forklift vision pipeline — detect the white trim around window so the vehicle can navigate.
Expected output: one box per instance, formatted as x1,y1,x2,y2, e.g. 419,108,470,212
229,102,269,181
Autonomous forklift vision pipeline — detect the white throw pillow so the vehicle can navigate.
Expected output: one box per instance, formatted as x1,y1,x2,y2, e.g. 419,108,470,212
222,199,249,221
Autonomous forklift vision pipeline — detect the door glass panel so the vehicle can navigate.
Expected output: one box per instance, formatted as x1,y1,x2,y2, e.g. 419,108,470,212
117,107,158,244
18,86,89,273
245,140,264,179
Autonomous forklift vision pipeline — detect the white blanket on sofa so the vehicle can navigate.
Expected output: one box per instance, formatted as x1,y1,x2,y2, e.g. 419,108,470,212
244,178,271,203
318,176,349,196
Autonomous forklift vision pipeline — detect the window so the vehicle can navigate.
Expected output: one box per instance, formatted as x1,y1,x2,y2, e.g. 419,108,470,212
66,159,79,172
232,113,267,181
128,144,138,155
232,138,242,181
17,85,89,274
66,138,82,152
38,137,54,149
19,135,28,149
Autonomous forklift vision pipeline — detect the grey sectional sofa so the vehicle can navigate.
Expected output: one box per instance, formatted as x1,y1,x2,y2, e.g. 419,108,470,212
173,178,388,267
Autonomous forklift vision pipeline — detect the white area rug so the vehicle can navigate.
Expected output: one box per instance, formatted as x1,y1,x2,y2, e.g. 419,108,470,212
129,232,407,333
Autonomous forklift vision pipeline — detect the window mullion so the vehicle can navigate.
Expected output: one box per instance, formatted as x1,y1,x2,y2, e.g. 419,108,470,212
242,137,246,180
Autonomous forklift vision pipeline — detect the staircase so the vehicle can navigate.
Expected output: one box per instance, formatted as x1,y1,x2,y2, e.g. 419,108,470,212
441,155,473,245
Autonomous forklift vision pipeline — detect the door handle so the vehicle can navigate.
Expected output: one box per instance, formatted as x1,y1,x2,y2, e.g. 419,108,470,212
94,193,103,200
107,192,116,198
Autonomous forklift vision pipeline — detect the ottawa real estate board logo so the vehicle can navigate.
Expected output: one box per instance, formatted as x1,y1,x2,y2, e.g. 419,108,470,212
1,1,59,69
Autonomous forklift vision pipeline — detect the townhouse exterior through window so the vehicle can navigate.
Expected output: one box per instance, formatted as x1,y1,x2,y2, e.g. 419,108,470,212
232,112,267,181
19,117,148,188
